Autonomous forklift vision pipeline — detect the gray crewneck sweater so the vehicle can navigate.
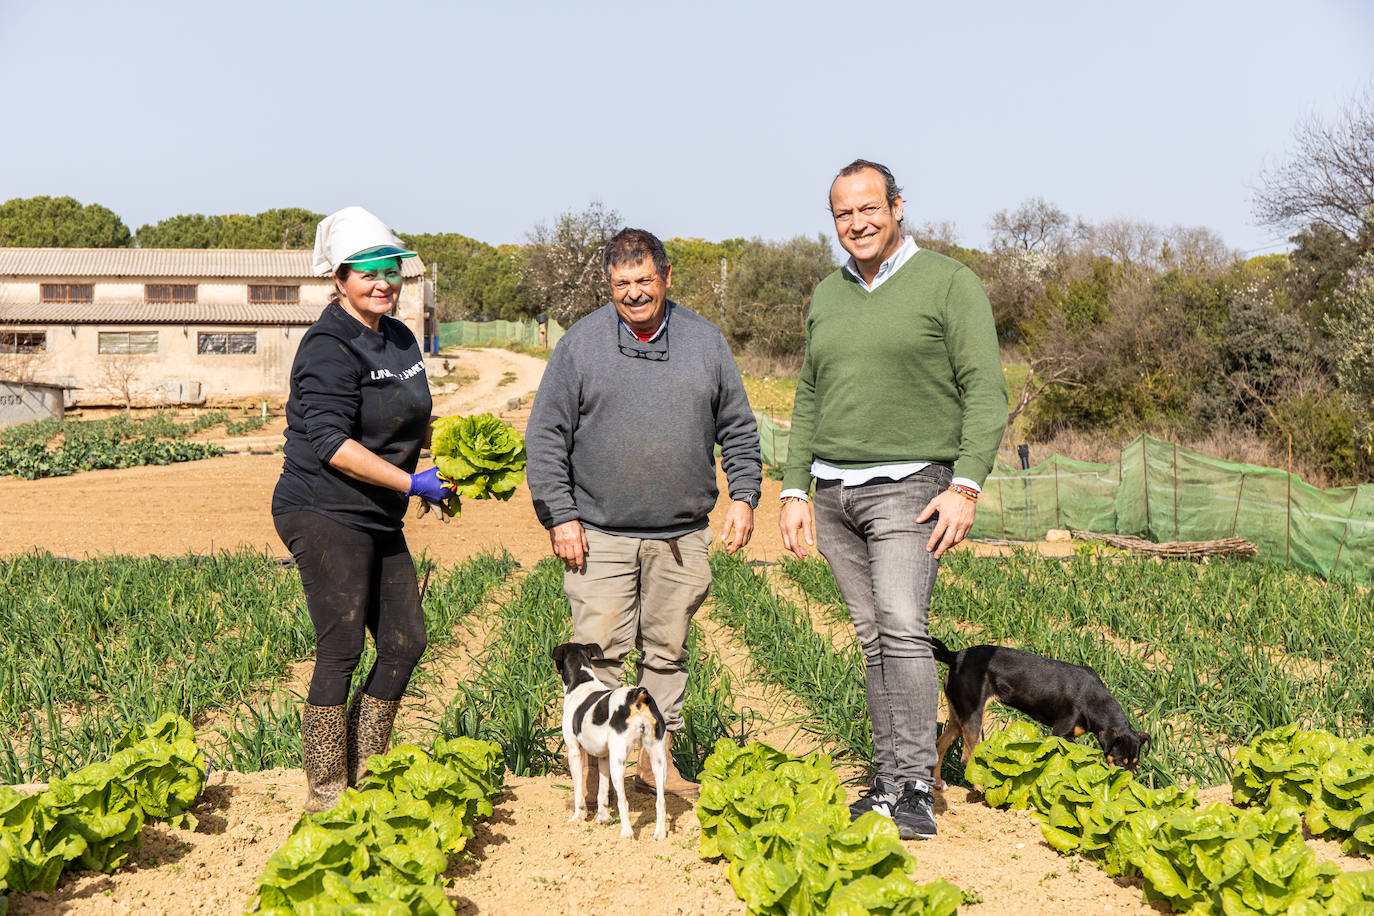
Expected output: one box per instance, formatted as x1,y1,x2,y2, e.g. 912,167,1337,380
526,302,762,538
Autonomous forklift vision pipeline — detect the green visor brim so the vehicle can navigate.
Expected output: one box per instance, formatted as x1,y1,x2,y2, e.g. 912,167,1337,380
342,244,418,263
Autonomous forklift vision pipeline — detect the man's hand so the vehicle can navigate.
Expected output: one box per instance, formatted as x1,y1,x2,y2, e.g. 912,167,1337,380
550,519,589,570
917,489,976,559
719,501,755,554
779,499,814,559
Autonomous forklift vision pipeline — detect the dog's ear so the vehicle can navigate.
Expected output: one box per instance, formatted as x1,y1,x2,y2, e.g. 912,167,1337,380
550,642,583,689
579,642,603,659
1137,731,1151,756
1097,728,1117,753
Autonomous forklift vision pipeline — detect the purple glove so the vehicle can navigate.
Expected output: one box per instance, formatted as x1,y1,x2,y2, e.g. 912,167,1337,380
407,467,453,502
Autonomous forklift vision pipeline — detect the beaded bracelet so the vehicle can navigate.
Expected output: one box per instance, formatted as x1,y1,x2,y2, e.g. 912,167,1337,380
780,495,809,504
947,483,980,501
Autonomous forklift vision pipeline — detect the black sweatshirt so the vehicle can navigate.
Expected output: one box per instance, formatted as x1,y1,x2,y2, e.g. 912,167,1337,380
272,302,432,532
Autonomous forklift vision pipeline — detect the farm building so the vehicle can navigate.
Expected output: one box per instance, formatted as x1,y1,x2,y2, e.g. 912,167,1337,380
0,248,434,407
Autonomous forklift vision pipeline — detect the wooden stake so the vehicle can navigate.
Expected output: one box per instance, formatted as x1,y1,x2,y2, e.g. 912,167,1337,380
1285,434,1293,566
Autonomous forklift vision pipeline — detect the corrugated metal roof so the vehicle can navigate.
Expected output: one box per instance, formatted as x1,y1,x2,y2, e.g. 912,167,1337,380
0,248,426,279
0,301,324,325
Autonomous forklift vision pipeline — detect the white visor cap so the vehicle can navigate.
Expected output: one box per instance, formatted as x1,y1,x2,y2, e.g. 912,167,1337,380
312,206,417,276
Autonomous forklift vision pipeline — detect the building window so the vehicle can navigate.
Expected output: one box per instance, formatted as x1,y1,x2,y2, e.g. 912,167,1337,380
0,331,46,353
248,285,299,304
97,331,158,355
198,332,257,355
146,284,198,303
41,283,93,303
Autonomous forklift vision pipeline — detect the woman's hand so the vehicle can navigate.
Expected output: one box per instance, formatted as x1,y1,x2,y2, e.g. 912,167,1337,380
407,467,455,502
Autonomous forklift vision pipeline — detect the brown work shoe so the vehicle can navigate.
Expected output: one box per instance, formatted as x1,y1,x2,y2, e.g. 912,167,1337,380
634,731,699,800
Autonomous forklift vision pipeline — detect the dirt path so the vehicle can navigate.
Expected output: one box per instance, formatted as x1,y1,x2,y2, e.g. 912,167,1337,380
8,351,1355,914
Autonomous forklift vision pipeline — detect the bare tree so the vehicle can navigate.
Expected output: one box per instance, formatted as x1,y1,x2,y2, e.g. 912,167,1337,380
989,197,1084,257
520,202,623,324
909,219,961,252
1084,219,1235,277
99,355,144,409
1086,219,1164,276
1253,85,1374,240
1160,225,1237,274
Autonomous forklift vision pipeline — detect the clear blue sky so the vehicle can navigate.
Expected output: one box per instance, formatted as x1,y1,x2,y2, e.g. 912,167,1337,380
3,0,1371,256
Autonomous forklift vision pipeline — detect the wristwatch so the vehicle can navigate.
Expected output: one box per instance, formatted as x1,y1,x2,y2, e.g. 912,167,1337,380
735,491,760,509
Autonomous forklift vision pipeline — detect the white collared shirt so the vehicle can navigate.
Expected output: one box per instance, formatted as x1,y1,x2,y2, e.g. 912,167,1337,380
842,236,919,291
781,236,981,500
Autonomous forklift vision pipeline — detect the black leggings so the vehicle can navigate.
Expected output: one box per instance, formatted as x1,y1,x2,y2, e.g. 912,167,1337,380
274,510,428,706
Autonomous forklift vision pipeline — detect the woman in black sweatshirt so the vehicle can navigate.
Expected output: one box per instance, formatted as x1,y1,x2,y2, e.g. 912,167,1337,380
272,206,453,812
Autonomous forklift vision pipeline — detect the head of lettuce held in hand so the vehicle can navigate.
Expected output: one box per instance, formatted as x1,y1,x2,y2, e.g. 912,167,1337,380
430,414,527,512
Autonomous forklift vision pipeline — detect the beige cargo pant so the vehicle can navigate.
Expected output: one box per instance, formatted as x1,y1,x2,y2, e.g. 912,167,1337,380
563,526,713,731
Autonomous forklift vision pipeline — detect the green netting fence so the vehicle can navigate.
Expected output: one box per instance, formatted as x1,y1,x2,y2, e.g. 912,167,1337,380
761,422,1374,583
436,317,565,350
756,411,791,467
973,435,1374,582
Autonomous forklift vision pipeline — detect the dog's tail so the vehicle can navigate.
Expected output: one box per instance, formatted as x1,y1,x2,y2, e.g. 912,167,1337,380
930,635,957,666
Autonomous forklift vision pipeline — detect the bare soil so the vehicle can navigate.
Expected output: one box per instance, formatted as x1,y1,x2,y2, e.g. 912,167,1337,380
4,348,1366,915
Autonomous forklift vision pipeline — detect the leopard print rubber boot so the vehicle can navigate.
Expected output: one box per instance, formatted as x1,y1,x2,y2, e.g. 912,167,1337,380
347,693,402,786
300,702,348,813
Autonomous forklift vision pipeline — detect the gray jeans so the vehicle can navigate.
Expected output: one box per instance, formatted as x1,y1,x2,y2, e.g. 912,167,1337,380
813,466,950,783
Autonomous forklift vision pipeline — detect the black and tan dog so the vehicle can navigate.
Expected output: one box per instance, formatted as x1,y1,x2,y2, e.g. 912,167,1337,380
551,641,668,839
930,636,1150,788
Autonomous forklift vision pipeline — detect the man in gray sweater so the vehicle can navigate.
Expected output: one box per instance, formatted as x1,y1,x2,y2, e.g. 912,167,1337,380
527,227,761,800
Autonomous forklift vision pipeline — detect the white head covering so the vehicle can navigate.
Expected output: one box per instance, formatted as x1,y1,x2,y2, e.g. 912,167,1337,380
311,206,417,276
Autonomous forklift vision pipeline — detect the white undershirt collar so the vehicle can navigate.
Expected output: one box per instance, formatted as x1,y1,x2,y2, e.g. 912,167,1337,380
842,236,918,291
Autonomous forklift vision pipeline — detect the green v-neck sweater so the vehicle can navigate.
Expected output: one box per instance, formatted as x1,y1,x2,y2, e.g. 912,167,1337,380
781,249,1007,492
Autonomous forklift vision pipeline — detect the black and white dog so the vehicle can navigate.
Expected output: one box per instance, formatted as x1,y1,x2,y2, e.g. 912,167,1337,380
550,641,668,839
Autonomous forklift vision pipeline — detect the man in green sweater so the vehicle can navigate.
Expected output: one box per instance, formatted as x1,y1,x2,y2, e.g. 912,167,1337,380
779,159,1007,839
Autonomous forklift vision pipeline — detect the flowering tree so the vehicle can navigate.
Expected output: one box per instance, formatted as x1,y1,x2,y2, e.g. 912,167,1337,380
519,203,623,324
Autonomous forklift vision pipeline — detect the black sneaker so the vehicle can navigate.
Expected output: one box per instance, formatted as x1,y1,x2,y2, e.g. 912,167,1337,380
890,778,937,839
848,774,900,821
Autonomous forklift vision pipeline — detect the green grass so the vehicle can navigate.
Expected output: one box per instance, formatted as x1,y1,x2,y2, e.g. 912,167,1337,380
708,551,876,777
437,557,571,777
0,550,517,782
769,548,1374,788
741,373,798,420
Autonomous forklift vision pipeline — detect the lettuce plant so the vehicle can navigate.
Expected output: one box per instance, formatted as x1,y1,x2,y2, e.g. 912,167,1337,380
251,737,505,915
964,721,1106,810
0,713,209,898
0,786,75,895
1231,724,1345,812
358,745,487,854
696,740,962,916
430,413,526,515
1307,736,1374,855
110,712,208,829
968,720,1374,913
